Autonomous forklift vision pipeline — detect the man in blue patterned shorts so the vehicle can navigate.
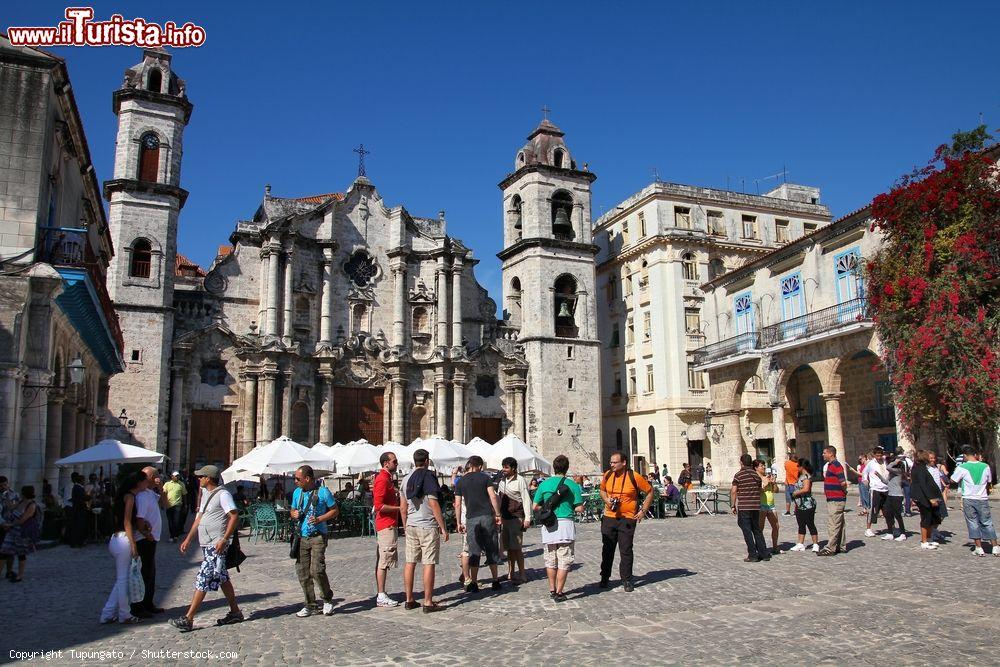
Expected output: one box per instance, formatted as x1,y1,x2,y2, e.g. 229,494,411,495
170,465,244,632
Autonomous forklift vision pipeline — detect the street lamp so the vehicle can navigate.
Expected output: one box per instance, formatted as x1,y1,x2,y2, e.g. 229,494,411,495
21,355,85,413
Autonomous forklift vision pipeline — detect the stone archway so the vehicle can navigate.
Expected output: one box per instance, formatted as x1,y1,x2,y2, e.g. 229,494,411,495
410,405,429,440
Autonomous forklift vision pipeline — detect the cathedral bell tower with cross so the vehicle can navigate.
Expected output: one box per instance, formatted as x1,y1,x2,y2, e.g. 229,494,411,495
497,112,603,468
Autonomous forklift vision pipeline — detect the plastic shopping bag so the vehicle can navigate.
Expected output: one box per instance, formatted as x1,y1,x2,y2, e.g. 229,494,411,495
127,557,145,603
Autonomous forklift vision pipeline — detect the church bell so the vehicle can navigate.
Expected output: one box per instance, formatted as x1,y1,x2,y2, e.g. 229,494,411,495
557,300,573,318
552,206,572,237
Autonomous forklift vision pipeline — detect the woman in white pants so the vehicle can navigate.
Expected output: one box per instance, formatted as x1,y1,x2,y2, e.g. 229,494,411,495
100,471,148,624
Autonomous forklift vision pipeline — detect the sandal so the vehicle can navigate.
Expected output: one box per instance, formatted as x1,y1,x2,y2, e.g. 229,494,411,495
120,616,141,624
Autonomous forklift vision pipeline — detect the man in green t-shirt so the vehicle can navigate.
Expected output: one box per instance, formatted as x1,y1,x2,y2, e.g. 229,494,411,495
163,472,188,542
531,455,584,602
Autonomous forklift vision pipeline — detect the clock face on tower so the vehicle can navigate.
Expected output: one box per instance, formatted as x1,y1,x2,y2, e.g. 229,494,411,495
142,134,160,149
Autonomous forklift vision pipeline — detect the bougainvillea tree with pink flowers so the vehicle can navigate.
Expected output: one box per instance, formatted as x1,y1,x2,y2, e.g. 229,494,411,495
866,127,1000,442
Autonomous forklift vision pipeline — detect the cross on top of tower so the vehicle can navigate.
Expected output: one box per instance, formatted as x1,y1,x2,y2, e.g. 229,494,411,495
541,105,551,120
353,143,370,177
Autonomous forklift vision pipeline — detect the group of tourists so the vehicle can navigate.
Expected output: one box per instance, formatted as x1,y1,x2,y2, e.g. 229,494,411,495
3,438,991,631
730,443,999,563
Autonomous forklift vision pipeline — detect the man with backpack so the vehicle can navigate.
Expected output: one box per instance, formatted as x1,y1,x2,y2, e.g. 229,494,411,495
532,454,584,602
599,451,653,592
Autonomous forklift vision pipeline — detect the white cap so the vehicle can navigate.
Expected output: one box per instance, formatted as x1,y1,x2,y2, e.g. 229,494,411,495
171,471,181,477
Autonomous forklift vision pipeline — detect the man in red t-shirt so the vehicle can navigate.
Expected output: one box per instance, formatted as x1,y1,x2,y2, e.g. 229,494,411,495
373,452,401,607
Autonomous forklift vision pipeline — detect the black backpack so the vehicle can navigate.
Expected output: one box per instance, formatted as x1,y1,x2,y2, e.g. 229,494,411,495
536,477,568,530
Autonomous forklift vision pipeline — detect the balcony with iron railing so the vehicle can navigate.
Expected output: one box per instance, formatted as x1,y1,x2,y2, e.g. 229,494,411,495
691,331,761,367
693,297,870,368
862,405,896,429
760,297,869,348
796,413,826,433
37,227,125,357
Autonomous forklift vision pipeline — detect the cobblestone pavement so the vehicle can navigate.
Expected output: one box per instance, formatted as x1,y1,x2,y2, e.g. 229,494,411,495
3,499,999,666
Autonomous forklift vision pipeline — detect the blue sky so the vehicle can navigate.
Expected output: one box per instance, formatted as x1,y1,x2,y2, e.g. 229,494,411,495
7,1,998,305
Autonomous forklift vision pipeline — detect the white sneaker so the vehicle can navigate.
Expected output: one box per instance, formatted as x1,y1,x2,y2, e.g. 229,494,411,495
322,602,334,616
920,542,938,550
864,529,876,537
974,546,986,556
994,549,1000,558
295,607,312,618
894,534,907,541
789,543,806,552
811,544,820,553
880,533,895,540
375,594,399,608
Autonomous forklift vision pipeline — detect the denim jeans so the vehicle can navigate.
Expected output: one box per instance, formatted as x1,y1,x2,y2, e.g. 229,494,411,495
859,482,871,510
962,498,997,541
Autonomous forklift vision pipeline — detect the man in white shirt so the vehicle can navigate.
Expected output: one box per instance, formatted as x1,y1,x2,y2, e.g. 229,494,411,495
951,446,998,556
132,466,168,617
863,447,890,537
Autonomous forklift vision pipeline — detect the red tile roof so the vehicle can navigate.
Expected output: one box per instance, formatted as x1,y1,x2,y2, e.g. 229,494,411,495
175,252,205,277
290,192,343,204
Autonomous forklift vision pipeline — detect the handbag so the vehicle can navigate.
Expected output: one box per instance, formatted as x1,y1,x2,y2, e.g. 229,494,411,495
536,477,567,531
127,557,145,604
226,533,247,571
289,488,319,561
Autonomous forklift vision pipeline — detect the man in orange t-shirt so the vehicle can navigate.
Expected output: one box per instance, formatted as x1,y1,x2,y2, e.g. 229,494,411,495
598,451,653,592
783,456,800,516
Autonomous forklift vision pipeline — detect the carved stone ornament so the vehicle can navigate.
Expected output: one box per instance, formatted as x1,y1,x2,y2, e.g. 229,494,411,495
294,271,315,293
408,278,436,304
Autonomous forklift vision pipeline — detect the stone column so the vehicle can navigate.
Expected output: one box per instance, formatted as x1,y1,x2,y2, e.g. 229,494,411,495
391,377,406,444
770,401,788,475
451,259,463,351
282,249,294,345
435,375,449,438
257,247,269,331
0,367,24,481
44,392,64,492
168,367,185,468
573,202,585,241
281,370,294,438
16,370,50,488
266,243,281,337
821,392,846,454
712,410,744,484
436,257,449,348
392,262,407,348
452,372,466,443
260,370,277,443
74,407,86,476
318,253,333,345
317,374,335,445
242,374,257,455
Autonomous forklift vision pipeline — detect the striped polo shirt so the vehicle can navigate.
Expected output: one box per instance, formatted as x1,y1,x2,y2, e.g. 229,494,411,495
823,460,847,502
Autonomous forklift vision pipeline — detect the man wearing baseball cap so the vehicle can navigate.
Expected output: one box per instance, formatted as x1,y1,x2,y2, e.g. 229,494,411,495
162,471,187,543
170,465,243,632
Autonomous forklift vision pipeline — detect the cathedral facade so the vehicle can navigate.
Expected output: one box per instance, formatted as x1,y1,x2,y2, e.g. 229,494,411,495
104,50,602,471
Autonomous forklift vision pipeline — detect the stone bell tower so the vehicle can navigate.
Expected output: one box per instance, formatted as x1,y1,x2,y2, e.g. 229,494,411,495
104,49,193,455
497,117,603,470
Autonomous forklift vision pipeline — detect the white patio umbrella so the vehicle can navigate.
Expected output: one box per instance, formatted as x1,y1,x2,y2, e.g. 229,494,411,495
55,439,165,467
379,441,414,472
329,441,381,475
485,434,552,474
416,435,469,471
221,435,333,483
464,436,493,460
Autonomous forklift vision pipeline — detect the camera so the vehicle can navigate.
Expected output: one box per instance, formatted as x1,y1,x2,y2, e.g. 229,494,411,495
609,497,621,512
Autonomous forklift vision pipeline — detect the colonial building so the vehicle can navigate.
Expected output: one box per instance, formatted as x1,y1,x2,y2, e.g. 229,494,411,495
0,37,125,492
105,51,600,471
594,181,831,474
693,206,896,483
